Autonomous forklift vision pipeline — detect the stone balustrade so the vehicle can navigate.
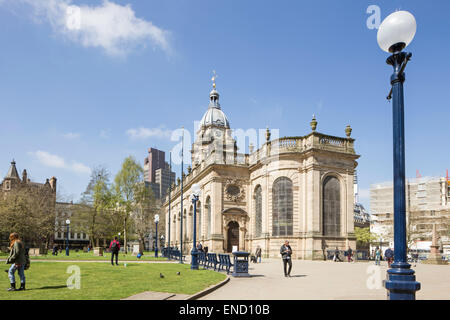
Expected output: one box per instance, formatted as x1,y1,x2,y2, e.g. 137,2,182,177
163,132,354,203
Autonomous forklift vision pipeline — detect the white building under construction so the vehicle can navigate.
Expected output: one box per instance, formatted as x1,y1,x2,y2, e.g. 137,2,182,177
370,175,450,255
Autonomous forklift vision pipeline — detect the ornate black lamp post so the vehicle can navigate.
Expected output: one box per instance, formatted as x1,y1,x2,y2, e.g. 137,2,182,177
190,183,201,270
65,219,70,256
154,214,160,258
377,10,420,300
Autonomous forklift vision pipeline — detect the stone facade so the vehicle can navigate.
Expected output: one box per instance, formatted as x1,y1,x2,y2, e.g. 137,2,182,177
163,84,359,260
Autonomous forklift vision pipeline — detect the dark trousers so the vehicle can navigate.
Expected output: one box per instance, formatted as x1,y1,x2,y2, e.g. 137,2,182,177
282,258,292,276
111,252,119,265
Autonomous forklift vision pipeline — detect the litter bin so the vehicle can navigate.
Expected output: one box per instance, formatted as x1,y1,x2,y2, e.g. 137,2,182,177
232,251,250,277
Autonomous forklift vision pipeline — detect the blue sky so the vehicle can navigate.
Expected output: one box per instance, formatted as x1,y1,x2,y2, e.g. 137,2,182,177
0,0,449,208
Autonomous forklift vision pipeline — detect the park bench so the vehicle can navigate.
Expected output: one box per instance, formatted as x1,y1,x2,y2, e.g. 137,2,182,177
207,253,219,271
218,253,233,274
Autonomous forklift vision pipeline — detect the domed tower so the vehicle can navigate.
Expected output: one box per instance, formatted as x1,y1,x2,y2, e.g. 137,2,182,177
192,73,236,165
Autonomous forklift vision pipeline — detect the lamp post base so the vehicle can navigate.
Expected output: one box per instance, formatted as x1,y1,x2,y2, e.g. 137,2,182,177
384,263,421,300
191,249,199,270
66,247,69,256
155,249,158,258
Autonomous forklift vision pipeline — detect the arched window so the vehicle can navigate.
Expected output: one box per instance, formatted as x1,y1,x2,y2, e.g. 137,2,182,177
254,185,262,237
189,205,193,239
197,201,202,238
206,197,211,238
323,176,341,236
272,177,293,236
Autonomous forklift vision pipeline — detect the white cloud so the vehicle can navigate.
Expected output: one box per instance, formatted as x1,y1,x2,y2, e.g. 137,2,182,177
28,150,91,175
126,126,172,140
100,129,110,139
3,0,171,57
62,132,80,139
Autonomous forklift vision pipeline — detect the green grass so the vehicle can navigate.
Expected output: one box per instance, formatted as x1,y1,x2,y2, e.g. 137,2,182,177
0,262,226,300
22,251,167,261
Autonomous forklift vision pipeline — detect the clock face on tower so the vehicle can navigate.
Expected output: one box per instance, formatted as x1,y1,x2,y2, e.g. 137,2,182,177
215,130,222,138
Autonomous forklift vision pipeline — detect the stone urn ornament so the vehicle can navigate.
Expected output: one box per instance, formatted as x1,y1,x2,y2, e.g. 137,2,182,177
345,125,352,137
310,115,317,132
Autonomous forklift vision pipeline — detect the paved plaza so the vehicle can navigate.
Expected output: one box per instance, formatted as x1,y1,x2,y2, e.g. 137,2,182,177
200,259,450,300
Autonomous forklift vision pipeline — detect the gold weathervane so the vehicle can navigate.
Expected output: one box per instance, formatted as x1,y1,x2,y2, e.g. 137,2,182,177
211,70,218,89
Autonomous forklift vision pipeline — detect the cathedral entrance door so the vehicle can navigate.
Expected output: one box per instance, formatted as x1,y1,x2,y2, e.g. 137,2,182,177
227,221,239,253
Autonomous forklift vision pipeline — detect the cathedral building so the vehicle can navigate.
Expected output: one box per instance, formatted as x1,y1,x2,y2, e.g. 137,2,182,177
163,80,359,260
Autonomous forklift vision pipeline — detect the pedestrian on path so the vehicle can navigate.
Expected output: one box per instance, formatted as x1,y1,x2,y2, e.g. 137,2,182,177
109,236,120,266
347,247,353,262
6,233,28,292
256,245,262,263
375,246,381,265
385,247,394,268
280,240,292,277
333,247,342,262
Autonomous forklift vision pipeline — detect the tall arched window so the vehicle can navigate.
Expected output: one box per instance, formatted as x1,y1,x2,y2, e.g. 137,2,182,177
272,177,293,236
254,185,262,237
189,205,193,240
323,176,341,236
206,197,211,238
197,201,202,238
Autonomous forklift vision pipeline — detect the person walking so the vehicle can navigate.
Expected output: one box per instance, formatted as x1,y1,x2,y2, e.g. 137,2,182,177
280,240,293,277
385,247,394,268
256,245,262,263
6,233,28,292
347,247,353,262
333,247,342,262
109,236,120,266
375,246,381,265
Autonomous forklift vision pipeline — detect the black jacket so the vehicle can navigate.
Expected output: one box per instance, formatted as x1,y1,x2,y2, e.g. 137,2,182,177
280,245,292,259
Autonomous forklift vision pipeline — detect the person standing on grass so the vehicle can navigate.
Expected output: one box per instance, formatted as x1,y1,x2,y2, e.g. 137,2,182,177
256,245,262,263
6,233,28,292
280,240,293,277
109,236,120,266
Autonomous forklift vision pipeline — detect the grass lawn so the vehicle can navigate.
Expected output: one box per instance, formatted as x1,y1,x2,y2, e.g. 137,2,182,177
35,251,167,261
1,251,167,261
0,262,226,300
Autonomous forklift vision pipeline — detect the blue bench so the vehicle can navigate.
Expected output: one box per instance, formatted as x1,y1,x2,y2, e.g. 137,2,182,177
207,253,219,271
218,253,234,274
197,251,208,268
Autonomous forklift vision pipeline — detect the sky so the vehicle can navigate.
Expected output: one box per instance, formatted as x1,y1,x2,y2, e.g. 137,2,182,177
0,0,449,209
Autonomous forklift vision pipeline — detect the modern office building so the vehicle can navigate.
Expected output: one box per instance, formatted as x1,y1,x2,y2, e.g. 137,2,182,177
144,148,175,200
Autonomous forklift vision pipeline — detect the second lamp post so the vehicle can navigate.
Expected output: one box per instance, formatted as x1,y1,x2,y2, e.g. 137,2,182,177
190,184,201,270
154,214,160,258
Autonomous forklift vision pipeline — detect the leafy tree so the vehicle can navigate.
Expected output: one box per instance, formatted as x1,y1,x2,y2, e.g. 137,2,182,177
132,183,159,254
0,183,55,248
355,227,377,247
73,166,113,247
114,156,143,253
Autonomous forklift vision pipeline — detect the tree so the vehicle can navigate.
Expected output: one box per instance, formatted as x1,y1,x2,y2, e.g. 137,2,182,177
114,156,143,254
355,227,377,248
0,184,55,248
72,166,114,247
132,183,159,254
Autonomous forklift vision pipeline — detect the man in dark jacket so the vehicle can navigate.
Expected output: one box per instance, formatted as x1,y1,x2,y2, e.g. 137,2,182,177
385,247,394,268
109,237,121,266
280,240,293,277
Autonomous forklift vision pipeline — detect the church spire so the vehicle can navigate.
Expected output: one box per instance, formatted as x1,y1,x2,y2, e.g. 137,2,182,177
5,159,20,180
209,70,220,109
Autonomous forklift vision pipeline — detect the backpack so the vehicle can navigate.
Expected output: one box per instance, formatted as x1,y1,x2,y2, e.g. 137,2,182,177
24,246,30,270
111,241,118,253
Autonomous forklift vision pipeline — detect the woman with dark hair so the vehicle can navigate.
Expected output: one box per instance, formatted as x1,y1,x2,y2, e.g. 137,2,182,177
6,233,27,291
